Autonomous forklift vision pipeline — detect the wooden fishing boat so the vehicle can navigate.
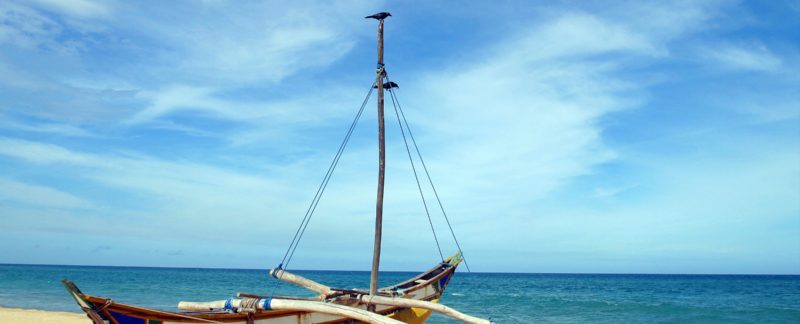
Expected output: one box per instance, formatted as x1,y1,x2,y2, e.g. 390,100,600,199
63,12,490,324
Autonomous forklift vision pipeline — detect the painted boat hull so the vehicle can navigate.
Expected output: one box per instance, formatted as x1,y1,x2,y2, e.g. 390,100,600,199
64,255,461,324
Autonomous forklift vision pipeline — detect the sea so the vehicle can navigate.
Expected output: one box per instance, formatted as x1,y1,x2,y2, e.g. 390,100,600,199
0,264,798,323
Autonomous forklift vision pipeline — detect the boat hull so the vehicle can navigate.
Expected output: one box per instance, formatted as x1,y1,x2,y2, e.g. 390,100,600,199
64,255,460,324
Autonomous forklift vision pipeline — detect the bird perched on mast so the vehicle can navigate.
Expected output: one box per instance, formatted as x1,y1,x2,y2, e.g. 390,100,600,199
365,12,391,20
374,81,399,89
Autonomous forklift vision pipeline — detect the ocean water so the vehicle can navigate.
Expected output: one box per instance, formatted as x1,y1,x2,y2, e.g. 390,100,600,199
0,264,798,323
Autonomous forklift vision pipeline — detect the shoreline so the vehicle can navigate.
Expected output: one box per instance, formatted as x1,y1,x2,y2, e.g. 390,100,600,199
0,306,88,324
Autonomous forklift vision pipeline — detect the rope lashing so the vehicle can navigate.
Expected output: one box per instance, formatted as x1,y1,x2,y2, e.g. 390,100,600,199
238,298,260,313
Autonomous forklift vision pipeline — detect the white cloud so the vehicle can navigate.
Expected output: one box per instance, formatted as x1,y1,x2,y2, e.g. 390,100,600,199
462,147,800,273
593,183,639,198
703,43,783,72
28,0,110,18
511,12,661,60
127,85,217,124
0,1,378,128
402,12,649,214
0,137,280,199
0,116,94,137
126,82,376,148
722,97,800,124
0,0,110,52
0,137,91,165
0,2,62,49
0,177,89,209
121,1,375,85
611,0,725,40
0,137,302,235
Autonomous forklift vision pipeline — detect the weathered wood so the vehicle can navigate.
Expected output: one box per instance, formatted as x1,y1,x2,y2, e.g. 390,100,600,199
178,298,404,324
269,268,333,296
270,299,404,324
360,295,492,324
370,14,388,312
178,299,235,311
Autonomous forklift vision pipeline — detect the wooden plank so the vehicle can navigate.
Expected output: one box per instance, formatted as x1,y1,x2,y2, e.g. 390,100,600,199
360,295,492,324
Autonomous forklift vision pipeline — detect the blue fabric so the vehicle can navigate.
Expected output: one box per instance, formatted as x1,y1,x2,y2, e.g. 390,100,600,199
109,311,146,324
223,298,234,311
261,297,273,311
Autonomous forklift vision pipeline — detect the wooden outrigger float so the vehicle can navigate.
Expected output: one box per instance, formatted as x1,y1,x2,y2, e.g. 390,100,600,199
64,12,491,324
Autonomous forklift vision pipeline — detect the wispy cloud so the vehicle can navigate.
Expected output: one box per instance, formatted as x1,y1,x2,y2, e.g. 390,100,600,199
405,11,655,212
0,1,377,126
0,137,91,165
127,85,219,124
0,177,90,209
703,43,783,72
116,1,375,85
0,2,63,49
0,136,307,237
512,12,661,60
0,116,94,137
593,184,639,198
128,83,365,125
28,0,111,18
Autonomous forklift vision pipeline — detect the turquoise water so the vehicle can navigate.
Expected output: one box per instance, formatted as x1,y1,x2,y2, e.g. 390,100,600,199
0,264,798,323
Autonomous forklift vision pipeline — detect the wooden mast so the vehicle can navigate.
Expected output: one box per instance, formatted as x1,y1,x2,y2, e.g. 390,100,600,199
370,14,387,310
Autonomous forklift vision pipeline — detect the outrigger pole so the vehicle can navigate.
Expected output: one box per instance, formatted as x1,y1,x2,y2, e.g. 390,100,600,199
368,11,391,312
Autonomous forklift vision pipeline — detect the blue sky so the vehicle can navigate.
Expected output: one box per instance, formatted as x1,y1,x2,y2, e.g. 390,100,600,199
0,0,797,274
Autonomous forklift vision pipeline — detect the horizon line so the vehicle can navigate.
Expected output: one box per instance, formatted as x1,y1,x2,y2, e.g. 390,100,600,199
2,262,798,276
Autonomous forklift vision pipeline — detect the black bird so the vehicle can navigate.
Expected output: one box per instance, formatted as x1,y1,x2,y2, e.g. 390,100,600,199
373,81,399,90
365,12,391,20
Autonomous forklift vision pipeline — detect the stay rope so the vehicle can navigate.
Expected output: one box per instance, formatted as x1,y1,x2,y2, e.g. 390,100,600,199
270,72,473,300
385,76,472,272
270,81,376,296
387,84,444,261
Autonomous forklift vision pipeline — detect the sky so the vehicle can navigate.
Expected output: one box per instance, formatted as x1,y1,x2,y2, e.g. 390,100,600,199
0,0,798,275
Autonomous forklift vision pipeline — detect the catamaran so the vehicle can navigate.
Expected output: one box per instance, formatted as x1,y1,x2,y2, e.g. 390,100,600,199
63,12,491,324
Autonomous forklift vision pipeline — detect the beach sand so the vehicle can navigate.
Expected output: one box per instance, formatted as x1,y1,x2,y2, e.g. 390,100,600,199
0,307,89,323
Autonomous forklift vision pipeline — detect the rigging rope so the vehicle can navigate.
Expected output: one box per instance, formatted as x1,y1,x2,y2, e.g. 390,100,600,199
270,72,473,298
385,76,472,272
270,82,376,297
387,86,444,261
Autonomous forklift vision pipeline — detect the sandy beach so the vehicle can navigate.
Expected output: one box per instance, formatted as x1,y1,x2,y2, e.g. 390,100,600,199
0,307,88,323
